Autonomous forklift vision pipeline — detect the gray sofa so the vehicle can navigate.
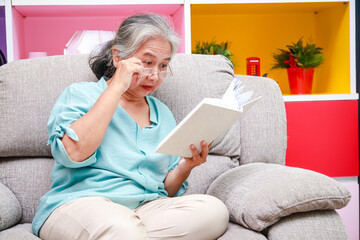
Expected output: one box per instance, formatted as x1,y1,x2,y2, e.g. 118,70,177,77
0,53,351,240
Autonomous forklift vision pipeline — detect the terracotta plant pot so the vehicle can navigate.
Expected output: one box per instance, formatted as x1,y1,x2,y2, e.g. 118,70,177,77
287,67,314,94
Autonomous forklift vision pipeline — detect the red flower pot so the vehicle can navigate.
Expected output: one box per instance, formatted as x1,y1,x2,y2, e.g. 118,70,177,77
287,67,314,94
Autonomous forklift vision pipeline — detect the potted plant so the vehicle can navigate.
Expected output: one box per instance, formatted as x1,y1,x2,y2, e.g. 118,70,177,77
192,40,234,66
272,38,324,94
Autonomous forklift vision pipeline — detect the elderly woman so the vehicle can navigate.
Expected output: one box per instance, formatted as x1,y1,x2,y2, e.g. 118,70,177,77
32,14,229,240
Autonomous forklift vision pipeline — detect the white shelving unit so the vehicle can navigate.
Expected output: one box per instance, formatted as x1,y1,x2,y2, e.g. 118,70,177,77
3,0,358,99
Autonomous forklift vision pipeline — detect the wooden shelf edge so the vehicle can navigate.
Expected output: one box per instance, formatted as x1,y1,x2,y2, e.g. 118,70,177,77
283,94,359,102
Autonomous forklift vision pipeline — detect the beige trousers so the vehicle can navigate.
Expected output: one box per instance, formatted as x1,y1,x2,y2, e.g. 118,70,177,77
39,194,229,240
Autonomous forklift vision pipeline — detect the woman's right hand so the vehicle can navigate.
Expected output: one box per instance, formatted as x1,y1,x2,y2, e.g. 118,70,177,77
110,56,144,92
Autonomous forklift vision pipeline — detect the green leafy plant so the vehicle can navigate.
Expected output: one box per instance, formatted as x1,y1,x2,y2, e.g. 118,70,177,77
272,38,324,69
192,40,234,65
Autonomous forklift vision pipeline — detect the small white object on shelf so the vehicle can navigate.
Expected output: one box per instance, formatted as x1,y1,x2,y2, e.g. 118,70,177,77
64,30,115,55
28,51,47,58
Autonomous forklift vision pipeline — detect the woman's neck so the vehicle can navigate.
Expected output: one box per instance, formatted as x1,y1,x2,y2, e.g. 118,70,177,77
120,91,147,107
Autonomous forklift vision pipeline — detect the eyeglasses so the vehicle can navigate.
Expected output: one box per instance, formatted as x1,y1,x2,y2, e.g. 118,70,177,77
142,66,173,80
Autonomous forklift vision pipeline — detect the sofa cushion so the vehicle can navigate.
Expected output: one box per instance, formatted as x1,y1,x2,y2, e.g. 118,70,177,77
153,54,239,158
0,158,54,223
0,182,22,231
0,223,40,240
266,210,348,240
219,222,267,240
207,163,351,231
184,155,239,195
0,54,97,158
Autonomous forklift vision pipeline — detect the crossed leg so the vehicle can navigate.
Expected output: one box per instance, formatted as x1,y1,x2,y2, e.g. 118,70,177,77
39,194,229,240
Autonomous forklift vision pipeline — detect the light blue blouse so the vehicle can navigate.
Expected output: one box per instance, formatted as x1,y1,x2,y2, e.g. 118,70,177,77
32,77,186,236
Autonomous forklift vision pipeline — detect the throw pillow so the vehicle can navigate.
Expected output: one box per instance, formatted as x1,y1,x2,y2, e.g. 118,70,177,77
0,182,22,231
207,163,351,231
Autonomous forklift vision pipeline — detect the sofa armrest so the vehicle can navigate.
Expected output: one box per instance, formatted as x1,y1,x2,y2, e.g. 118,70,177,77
235,75,287,166
266,210,349,240
207,163,351,232
0,223,40,240
0,182,22,231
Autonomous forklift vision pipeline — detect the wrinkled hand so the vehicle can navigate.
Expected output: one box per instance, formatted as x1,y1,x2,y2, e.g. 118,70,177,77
177,140,213,173
111,56,143,91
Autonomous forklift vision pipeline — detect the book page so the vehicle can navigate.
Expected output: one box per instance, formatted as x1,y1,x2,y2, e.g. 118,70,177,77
222,78,254,108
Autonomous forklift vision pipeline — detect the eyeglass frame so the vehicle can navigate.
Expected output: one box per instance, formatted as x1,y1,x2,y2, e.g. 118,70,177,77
142,65,173,80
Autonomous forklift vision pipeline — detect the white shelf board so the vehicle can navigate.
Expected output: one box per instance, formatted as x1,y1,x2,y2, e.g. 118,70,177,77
0,0,5,6
190,0,349,4
184,0,192,54
12,0,184,5
4,0,13,62
283,94,359,102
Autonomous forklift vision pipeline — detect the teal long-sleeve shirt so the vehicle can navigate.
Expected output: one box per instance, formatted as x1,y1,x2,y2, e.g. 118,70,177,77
32,77,187,236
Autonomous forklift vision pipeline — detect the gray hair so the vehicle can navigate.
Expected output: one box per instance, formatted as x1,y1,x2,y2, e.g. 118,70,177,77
89,13,181,79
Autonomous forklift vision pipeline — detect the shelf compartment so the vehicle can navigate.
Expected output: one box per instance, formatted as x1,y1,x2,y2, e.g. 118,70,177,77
191,2,352,95
11,4,185,60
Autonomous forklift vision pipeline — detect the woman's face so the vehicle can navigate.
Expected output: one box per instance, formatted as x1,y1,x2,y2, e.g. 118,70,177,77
128,37,172,97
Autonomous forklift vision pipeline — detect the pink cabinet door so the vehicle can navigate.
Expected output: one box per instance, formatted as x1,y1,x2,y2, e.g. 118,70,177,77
285,100,359,177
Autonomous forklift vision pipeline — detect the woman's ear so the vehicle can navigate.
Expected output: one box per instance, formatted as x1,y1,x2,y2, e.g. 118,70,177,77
112,49,122,67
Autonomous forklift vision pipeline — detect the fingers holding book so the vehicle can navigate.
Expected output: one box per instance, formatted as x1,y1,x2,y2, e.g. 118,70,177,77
183,140,212,168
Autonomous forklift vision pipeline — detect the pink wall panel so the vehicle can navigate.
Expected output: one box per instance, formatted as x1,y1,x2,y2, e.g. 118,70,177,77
285,100,359,177
24,16,123,58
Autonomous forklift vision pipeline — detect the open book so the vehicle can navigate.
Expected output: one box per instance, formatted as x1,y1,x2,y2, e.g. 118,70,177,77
155,79,261,158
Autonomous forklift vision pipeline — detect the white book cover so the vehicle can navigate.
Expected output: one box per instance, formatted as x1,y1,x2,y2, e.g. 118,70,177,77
155,78,261,158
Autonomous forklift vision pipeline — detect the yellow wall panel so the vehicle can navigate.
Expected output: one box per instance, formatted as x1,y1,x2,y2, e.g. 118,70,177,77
315,3,350,94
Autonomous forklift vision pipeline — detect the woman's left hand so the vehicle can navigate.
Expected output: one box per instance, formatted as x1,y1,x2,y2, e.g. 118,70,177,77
164,140,213,197
177,140,212,173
